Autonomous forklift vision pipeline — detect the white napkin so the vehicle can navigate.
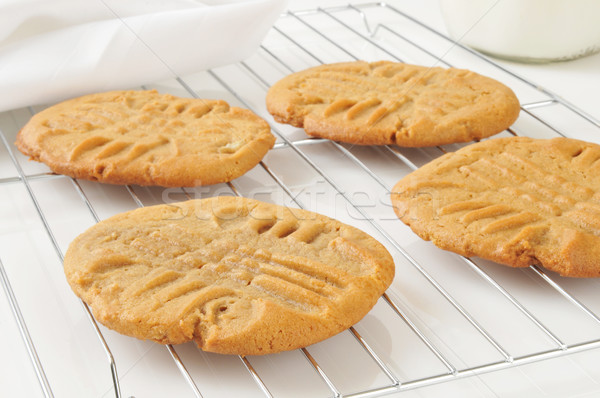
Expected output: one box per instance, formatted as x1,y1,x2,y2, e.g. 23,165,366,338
0,0,287,112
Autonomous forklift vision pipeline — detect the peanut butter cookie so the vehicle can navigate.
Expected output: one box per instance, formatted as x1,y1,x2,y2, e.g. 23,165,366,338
266,61,520,147
64,196,395,355
16,90,275,187
391,136,600,277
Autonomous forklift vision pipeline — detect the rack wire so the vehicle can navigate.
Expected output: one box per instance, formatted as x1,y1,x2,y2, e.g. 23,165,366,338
1,3,600,398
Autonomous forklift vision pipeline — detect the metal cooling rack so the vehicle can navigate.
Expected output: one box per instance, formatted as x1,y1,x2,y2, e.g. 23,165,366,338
1,3,600,398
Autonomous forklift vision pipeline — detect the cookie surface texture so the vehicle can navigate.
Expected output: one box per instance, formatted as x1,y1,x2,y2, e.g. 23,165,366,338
64,196,395,355
391,136,600,277
16,90,275,187
266,60,520,147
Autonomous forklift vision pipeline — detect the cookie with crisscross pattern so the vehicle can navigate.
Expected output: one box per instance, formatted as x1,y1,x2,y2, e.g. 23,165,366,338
64,196,395,354
266,61,520,147
391,136,600,277
16,90,275,187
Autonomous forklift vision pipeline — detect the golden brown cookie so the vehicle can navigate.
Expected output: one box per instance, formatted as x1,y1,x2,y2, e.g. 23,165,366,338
63,196,395,355
266,60,520,147
391,136,600,277
16,90,275,187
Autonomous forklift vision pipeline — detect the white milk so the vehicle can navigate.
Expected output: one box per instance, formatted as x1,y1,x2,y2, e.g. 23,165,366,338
440,0,600,62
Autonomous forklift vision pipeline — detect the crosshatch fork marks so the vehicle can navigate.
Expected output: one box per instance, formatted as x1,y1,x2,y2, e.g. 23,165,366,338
266,60,520,147
63,196,395,355
15,89,275,187
454,151,599,228
391,136,600,277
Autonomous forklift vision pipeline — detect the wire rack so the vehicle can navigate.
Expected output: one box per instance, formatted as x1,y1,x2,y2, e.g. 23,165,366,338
2,3,600,398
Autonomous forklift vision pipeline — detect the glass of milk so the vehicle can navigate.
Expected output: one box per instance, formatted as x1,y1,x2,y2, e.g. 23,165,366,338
439,0,600,63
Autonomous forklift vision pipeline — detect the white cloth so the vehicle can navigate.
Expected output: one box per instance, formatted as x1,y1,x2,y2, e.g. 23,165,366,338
0,0,287,111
